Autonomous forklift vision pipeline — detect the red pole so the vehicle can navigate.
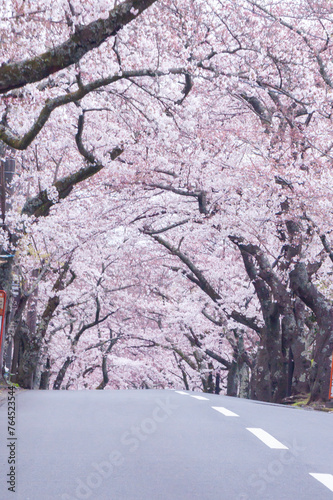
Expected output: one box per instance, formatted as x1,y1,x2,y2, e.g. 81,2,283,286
0,290,7,356
329,354,333,401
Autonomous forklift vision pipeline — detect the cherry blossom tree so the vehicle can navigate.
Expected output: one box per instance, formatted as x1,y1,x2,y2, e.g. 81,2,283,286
1,0,333,403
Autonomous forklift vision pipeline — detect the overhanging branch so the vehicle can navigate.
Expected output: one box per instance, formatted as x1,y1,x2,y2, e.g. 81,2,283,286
0,0,157,95
21,113,123,217
147,183,208,214
151,234,221,302
0,68,185,150
153,234,264,335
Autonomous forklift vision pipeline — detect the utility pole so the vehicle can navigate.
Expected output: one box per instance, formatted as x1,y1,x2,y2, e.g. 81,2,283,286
0,159,5,225
0,157,16,224
0,290,7,371
0,156,16,377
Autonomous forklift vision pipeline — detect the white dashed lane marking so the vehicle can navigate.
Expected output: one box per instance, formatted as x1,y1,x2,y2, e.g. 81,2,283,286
247,428,288,449
212,406,239,417
174,392,209,400
309,473,333,492
175,391,333,494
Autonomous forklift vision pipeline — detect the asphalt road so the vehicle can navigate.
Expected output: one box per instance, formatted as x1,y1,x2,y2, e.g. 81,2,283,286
0,389,332,500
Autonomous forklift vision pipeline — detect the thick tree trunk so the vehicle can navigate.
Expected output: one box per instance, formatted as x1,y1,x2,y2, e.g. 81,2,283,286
215,373,221,394
230,238,290,402
226,333,251,398
96,355,109,390
13,295,60,388
290,263,333,402
39,358,51,390
0,258,13,376
289,298,311,395
227,360,238,397
202,362,215,393
238,363,250,398
53,357,73,390
15,335,41,389
13,261,74,388
181,368,190,390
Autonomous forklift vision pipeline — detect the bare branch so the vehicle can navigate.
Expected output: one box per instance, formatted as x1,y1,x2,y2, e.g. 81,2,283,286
176,73,193,105
202,308,224,326
239,93,272,126
148,183,199,198
73,308,115,344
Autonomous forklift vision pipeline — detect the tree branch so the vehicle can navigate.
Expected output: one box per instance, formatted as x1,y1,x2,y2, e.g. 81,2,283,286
202,306,262,335
147,184,208,214
21,113,123,217
73,305,115,344
229,311,263,335
143,219,190,235
245,0,333,89
320,234,333,264
0,0,157,95
151,234,221,302
0,67,184,150
205,349,231,369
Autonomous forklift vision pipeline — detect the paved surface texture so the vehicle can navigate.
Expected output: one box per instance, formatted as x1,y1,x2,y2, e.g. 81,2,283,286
0,389,332,500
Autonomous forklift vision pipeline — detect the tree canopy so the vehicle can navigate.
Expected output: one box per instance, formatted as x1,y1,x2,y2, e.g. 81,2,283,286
1,0,333,402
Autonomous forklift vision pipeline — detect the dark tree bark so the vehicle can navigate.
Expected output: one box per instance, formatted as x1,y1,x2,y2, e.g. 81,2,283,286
215,373,221,394
96,333,119,390
229,236,292,402
290,262,333,402
22,114,123,216
11,261,75,388
53,357,73,390
203,362,215,394
0,0,157,95
226,332,251,398
39,358,51,390
289,297,311,395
